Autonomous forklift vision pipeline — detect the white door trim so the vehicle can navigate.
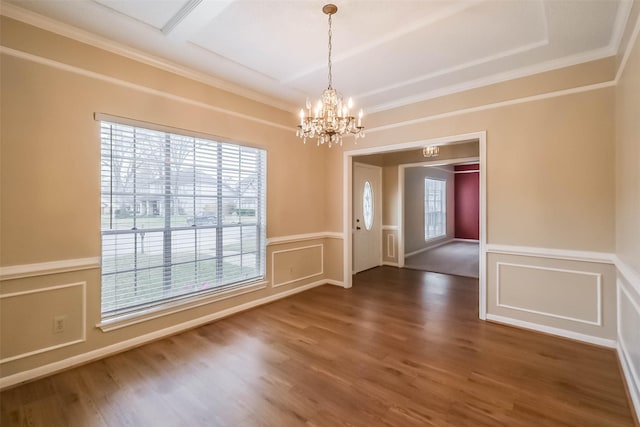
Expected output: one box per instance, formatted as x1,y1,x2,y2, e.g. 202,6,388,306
342,131,487,320
352,162,383,273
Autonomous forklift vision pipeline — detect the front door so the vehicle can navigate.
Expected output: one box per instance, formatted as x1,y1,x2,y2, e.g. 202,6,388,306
353,162,382,273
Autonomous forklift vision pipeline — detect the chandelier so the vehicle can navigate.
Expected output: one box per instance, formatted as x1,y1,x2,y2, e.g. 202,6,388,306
423,146,440,158
297,4,365,147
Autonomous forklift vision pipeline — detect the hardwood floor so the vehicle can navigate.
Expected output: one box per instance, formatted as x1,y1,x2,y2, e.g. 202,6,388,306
1,267,635,426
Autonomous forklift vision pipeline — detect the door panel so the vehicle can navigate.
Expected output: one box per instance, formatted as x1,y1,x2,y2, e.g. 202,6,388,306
353,163,382,273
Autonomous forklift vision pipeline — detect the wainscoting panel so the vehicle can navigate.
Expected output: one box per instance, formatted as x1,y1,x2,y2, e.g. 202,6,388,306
382,228,398,265
271,244,323,288
0,282,86,363
487,251,616,342
618,274,640,417
497,262,601,325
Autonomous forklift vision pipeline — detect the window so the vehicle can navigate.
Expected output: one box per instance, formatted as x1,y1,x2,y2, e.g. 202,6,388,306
100,120,266,319
362,180,374,231
424,178,446,240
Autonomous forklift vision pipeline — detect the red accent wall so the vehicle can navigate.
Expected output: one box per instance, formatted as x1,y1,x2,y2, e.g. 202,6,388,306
454,165,479,240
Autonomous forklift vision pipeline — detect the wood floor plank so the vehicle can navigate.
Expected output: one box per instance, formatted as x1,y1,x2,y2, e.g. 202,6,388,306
1,267,635,426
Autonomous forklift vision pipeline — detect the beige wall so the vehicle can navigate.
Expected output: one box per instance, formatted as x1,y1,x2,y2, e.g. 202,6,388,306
364,58,615,130
615,25,640,275
615,13,640,412
333,88,616,252
381,166,399,265
0,18,341,382
382,166,399,226
404,166,455,255
323,51,617,340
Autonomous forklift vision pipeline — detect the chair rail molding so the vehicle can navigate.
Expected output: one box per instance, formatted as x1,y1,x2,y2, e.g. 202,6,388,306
0,258,101,281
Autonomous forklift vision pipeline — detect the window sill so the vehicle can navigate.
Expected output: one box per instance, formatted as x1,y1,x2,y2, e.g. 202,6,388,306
96,280,268,332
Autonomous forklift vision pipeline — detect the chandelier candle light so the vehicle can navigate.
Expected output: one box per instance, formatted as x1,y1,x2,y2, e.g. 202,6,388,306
423,146,440,158
297,4,365,147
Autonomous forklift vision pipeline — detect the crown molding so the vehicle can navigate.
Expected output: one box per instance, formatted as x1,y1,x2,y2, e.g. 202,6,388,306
367,46,616,113
360,0,632,114
610,0,634,55
362,0,638,114
357,38,549,102
2,1,636,118
356,0,550,103
615,2,640,82
0,46,293,133
366,80,615,134
161,0,203,35
0,3,297,113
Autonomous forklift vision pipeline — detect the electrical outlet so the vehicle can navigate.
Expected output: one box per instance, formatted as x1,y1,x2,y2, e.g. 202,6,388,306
53,315,66,334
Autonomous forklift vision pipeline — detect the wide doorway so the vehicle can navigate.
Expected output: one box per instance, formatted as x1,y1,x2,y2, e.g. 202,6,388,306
343,131,487,319
403,161,480,279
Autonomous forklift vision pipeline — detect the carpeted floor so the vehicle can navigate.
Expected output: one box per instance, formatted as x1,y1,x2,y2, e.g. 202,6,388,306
404,240,479,278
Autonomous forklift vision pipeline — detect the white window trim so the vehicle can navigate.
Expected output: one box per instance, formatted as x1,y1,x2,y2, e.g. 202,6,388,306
96,279,268,332
98,113,267,322
424,177,447,241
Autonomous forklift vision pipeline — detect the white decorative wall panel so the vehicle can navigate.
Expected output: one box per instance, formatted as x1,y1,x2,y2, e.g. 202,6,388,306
497,262,601,325
272,244,323,287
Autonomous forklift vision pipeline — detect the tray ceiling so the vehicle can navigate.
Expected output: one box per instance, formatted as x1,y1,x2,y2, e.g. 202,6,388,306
3,0,634,112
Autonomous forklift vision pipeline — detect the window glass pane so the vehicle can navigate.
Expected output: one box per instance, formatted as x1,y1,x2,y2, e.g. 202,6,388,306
171,263,197,296
197,228,217,259
363,180,374,231
222,255,243,282
133,231,165,271
100,121,266,318
197,259,218,290
242,226,258,252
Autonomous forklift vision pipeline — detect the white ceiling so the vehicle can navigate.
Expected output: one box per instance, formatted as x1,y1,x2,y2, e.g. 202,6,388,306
3,0,634,113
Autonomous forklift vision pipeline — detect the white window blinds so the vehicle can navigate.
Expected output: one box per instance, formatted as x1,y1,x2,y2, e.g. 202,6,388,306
100,120,266,318
424,178,446,240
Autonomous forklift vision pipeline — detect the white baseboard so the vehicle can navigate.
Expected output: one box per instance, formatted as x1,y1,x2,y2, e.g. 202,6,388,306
0,279,335,390
405,247,429,258
325,279,348,288
382,261,399,267
486,313,616,348
405,238,453,258
455,238,479,243
618,340,640,424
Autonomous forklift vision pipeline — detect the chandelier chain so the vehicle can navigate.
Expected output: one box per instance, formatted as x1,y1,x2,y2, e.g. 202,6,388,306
327,13,333,89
